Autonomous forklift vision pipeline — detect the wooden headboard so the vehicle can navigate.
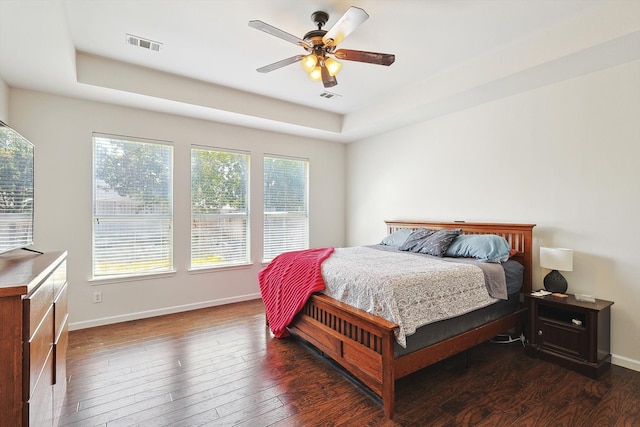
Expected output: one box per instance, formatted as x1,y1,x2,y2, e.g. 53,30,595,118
385,220,536,293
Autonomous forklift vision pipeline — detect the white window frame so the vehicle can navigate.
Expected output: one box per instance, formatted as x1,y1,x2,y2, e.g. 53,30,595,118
190,146,250,269
263,155,309,262
92,133,174,279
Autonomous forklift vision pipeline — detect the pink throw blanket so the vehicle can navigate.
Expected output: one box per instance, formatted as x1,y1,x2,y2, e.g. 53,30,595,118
258,247,334,338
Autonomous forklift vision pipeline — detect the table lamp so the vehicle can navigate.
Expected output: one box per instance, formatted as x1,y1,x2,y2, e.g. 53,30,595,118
540,247,573,293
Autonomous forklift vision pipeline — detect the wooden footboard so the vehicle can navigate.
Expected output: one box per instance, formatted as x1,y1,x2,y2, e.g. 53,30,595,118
287,221,535,419
289,295,526,418
288,293,399,417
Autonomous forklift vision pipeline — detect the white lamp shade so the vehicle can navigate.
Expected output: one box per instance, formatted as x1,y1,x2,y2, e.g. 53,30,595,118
540,247,573,271
301,54,318,73
308,66,322,81
324,57,342,76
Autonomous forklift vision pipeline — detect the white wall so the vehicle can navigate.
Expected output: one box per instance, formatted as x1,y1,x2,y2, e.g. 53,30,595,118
346,59,640,371
9,89,346,329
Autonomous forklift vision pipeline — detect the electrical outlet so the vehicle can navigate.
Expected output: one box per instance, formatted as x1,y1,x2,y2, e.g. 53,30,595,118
93,291,102,303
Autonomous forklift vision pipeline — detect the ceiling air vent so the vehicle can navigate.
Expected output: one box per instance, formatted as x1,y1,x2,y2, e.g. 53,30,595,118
126,34,162,52
320,91,341,99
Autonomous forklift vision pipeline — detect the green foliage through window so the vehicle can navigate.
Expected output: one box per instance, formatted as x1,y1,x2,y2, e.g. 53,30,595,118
263,156,308,261
93,134,173,277
191,147,249,269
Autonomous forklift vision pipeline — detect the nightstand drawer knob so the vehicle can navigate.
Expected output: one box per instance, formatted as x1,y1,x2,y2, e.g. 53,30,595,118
538,330,543,336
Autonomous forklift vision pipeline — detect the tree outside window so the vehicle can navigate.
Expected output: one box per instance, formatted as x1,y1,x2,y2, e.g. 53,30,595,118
191,147,249,268
263,156,308,261
93,134,173,277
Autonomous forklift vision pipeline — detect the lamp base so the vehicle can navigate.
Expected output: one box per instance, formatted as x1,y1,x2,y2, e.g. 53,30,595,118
544,270,568,293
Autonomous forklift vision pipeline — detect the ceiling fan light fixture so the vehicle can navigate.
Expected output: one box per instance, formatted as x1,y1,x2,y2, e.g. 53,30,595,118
324,57,342,77
308,66,322,81
301,54,318,73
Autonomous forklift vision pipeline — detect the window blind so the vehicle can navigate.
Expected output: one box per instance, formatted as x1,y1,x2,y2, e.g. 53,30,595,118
263,156,308,261
0,125,34,253
93,134,173,277
191,147,249,268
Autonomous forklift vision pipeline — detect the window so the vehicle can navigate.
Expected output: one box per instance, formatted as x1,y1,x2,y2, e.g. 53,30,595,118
263,156,309,261
191,147,249,268
93,134,173,278
0,124,34,254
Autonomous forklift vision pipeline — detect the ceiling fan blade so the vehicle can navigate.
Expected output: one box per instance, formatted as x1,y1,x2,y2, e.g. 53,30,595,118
256,55,305,73
320,66,338,88
249,20,309,48
322,6,369,47
334,49,395,66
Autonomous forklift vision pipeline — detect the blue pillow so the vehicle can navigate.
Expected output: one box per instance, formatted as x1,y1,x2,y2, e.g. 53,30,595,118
445,234,511,263
380,228,413,247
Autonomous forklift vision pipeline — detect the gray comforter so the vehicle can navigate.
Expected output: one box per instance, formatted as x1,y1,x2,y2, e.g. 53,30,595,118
320,246,507,347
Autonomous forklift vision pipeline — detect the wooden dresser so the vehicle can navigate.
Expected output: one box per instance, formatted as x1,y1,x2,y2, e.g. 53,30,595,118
0,250,68,427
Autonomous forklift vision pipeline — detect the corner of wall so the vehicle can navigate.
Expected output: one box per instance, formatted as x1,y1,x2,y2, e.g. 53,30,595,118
0,76,9,122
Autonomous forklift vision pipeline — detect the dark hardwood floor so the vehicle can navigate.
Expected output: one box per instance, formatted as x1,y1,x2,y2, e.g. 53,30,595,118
59,299,640,426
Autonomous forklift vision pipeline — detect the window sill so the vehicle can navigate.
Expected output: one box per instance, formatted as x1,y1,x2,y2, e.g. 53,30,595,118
188,263,253,274
90,270,177,285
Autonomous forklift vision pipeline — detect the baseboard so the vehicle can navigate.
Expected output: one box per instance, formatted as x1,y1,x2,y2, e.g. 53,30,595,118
612,353,640,373
68,293,262,331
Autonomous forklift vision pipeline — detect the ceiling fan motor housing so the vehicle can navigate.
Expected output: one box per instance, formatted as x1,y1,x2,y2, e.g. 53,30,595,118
311,11,329,29
305,11,332,53
303,31,328,56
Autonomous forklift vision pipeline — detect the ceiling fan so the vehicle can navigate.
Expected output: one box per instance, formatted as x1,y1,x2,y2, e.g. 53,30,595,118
249,6,395,88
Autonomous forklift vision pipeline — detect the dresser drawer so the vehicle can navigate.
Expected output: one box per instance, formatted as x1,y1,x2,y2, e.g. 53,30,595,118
24,347,54,427
23,274,54,341
54,282,68,341
52,260,67,300
53,315,69,420
23,304,54,401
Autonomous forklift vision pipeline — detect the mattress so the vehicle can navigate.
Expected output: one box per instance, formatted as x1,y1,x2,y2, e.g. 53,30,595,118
394,259,525,357
321,245,509,347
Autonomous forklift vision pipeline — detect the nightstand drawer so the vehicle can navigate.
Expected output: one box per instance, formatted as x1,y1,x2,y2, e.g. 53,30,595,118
537,318,587,359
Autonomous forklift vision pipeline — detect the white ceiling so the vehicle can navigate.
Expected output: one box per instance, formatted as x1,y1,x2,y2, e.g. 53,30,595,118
1,0,639,142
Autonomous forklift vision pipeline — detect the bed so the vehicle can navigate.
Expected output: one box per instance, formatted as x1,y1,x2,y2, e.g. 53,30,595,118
281,220,535,419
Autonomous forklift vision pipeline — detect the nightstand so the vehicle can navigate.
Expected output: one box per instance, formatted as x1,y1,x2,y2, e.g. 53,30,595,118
524,293,613,379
